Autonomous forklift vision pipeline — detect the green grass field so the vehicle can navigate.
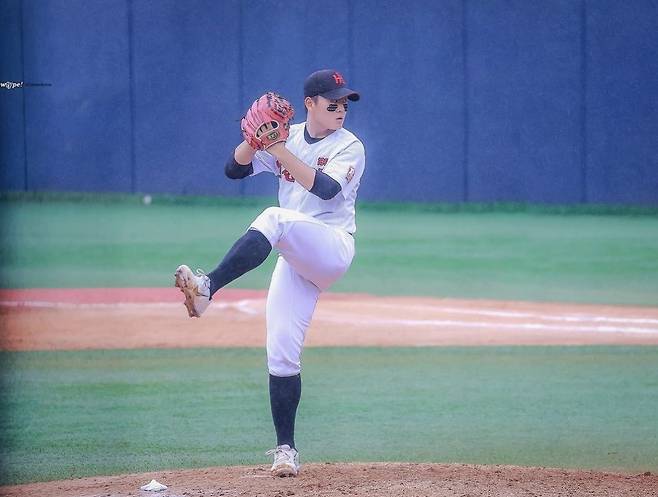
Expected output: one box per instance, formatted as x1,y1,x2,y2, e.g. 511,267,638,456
1,347,657,484
1,194,657,485
1,194,658,305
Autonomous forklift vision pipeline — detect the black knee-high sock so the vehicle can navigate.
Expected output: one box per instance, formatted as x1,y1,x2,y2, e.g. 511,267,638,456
207,229,271,298
269,374,302,449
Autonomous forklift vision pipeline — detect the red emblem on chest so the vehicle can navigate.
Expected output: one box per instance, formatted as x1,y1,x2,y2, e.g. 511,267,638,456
317,157,328,169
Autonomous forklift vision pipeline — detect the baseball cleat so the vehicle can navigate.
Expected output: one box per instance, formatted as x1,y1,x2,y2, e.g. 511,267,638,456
174,264,211,318
266,445,300,477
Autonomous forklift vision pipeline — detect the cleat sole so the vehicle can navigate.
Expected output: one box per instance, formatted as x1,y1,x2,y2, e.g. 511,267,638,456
174,265,200,318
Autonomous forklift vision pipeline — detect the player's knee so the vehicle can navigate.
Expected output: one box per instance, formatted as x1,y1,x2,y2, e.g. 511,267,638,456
267,338,302,376
267,355,301,377
260,206,283,221
250,207,284,246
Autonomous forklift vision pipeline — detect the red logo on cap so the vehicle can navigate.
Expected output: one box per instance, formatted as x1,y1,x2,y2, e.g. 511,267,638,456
332,72,345,86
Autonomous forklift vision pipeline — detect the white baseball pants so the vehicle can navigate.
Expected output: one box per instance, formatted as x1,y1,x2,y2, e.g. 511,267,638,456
249,207,355,377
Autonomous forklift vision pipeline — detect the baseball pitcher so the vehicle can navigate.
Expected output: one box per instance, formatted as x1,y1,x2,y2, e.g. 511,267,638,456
174,69,364,477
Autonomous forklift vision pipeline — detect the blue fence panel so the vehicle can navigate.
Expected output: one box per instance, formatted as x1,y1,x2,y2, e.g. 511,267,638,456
0,0,26,190
21,0,132,192
352,0,465,202
132,0,241,197
466,0,583,203
586,0,658,205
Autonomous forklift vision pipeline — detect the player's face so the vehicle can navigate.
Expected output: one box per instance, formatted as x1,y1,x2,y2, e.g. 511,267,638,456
307,95,349,131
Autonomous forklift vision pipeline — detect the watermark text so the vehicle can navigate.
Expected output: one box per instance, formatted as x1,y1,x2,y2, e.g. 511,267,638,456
1,81,52,90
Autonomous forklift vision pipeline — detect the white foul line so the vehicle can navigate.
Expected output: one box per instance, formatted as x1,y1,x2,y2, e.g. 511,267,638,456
315,315,658,335
355,302,658,325
0,300,259,312
3,299,657,335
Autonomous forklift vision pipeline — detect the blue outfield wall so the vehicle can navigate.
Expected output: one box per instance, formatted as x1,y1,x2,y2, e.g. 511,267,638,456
131,0,242,197
1,0,657,205
466,0,584,204
586,1,658,205
0,0,26,191
20,0,132,193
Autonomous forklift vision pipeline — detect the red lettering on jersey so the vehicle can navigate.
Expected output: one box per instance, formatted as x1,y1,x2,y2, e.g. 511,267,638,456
317,157,328,168
332,72,345,86
276,160,295,183
346,166,355,183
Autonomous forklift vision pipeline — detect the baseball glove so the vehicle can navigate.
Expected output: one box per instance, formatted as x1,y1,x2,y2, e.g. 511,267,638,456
241,92,295,150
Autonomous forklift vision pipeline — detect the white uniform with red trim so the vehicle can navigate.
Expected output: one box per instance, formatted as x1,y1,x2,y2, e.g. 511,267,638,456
248,122,365,376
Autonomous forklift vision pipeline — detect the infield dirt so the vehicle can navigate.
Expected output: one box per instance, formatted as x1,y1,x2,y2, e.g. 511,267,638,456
1,463,657,497
2,288,658,350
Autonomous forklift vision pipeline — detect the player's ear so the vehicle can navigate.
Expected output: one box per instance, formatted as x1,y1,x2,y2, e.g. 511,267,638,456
304,96,315,112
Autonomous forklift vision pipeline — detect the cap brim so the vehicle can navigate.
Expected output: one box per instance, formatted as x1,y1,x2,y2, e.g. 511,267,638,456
321,87,360,102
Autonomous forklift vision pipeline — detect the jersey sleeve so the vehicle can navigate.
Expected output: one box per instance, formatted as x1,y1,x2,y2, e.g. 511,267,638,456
321,140,366,199
250,150,279,176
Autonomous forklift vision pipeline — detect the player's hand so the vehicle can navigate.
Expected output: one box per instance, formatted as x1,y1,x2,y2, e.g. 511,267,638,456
241,92,295,151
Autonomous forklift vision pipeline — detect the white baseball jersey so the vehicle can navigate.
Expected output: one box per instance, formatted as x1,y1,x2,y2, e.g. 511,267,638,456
250,123,365,234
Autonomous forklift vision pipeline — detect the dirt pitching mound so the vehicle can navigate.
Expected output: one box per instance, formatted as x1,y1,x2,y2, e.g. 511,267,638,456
1,463,656,497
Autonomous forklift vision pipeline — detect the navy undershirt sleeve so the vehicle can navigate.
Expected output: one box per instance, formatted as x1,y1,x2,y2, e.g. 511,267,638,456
225,156,253,179
310,170,342,200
